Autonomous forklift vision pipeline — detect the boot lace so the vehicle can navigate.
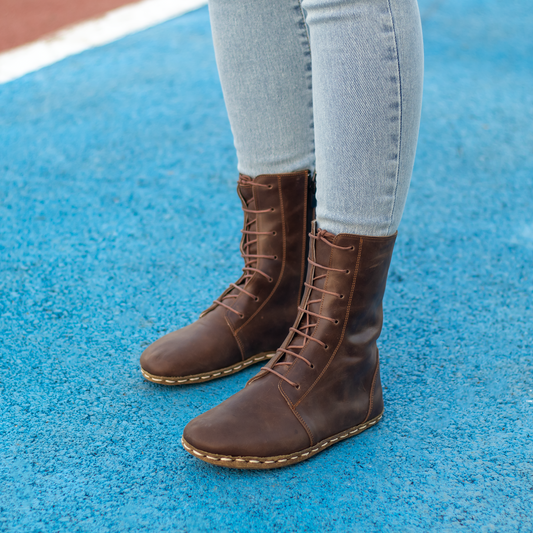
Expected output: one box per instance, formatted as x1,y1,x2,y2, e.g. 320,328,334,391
261,230,352,388
212,176,277,318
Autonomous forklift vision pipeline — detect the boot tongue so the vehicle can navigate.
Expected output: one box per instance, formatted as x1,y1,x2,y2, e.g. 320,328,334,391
235,176,257,290
274,233,332,368
207,175,260,314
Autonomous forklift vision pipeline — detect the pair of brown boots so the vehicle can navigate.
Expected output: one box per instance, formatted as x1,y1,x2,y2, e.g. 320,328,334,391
140,170,396,469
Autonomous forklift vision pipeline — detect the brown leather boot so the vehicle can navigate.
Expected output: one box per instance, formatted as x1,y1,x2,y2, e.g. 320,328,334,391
140,170,314,385
181,226,396,468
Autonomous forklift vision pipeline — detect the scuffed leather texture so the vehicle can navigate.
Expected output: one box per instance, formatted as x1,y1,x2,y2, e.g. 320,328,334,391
140,170,311,378
183,376,310,457
183,229,396,456
139,308,241,377
279,233,396,444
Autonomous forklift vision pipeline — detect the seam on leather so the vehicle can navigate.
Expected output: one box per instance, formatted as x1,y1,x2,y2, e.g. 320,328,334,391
298,172,308,306
364,348,380,423
279,381,315,446
225,313,245,360
316,234,335,327
294,237,364,408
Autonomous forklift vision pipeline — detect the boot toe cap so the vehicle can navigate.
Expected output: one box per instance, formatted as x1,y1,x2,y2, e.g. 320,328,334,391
183,378,310,458
140,316,242,378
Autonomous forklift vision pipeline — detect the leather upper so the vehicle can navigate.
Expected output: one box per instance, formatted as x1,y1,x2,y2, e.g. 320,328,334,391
140,170,312,378
183,229,396,456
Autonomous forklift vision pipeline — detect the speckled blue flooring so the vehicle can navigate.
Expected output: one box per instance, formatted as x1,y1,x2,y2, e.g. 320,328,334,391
1,1,532,531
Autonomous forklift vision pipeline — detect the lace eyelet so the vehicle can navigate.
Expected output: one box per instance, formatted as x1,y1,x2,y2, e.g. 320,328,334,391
273,255,278,260
239,314,244,319
310,364,314,369
339,294,344,299
254,297,259,302
268,185,273,189
324,345,329,350
270,207,275,212
345,269,350,274
295,384,301,390
334,319,340,325
272,231,277,236
350,246,355,251
268,277,273,283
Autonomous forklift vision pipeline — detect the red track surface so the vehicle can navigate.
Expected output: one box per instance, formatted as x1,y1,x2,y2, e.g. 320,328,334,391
0,0,137,52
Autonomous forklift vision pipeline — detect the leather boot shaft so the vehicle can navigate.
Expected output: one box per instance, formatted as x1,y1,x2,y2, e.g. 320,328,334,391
261,229,396,444
140,170,314,383
207,171,314,358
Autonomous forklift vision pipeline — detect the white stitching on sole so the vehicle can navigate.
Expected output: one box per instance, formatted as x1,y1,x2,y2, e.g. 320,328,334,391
142,353,270,384
183,414,383,466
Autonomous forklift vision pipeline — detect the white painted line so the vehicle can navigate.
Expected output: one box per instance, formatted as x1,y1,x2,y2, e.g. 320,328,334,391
0,0,207,84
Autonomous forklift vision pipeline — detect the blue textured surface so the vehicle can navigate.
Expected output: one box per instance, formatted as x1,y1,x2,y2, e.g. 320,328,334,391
1,1,532,531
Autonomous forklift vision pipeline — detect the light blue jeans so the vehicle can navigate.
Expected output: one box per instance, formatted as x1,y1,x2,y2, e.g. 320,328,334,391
208,0,424,236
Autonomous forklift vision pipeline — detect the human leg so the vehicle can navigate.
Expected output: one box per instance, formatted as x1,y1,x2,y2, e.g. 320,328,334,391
308,0,424,236
208,0,315,176
140,0,317,384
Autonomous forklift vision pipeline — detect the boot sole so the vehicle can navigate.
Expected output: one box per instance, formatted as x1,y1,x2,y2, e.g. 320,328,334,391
140,351,275,385
181,412,383,469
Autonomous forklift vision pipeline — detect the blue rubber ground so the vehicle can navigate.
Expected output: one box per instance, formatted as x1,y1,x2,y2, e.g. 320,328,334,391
1,0,532,531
